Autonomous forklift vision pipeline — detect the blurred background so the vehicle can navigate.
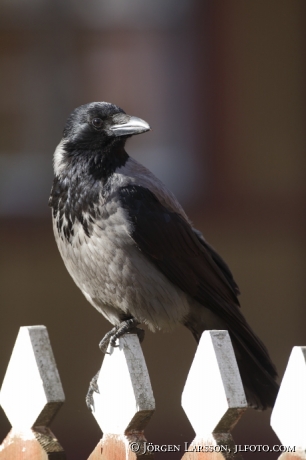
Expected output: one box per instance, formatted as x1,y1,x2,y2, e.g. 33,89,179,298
0,1,305,459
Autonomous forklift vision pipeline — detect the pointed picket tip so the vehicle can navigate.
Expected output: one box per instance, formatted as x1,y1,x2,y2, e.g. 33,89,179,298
92,334,155,435
0,325,65,430
271,346,306,449
182,330,247,436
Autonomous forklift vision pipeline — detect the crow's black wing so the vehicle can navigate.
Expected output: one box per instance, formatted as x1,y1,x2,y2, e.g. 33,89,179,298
119,184,240,317
193,229,240,297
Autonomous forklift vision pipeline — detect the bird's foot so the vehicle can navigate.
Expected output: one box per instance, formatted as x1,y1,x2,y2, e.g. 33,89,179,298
86,370,100,412
98,326,119,353
87,321,145,411
98,319,145,353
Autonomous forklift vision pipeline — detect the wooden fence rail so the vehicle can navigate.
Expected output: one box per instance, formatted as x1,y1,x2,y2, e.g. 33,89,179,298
0,325,305,459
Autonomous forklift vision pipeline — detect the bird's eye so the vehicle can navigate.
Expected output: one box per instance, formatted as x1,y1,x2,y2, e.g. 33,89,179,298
92,118,103,129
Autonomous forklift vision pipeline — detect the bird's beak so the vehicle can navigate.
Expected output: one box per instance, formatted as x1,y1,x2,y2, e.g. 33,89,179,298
109,116,151,137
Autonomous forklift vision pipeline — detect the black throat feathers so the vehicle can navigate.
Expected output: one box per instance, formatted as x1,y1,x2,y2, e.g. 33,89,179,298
49,144,129,242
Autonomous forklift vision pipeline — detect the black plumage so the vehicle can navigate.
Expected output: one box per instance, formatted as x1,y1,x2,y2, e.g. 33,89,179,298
119,184,278,409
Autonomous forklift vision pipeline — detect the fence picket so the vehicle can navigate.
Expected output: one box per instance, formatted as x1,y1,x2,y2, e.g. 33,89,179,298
87,334,155,460
0,325,65,459
181,330,247,459
271,346,306,460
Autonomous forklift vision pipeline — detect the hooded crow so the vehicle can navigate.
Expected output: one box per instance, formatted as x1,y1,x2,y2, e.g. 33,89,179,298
49,102,278,411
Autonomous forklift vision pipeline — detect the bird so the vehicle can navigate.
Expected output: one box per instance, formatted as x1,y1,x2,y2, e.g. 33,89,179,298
49,101,278,412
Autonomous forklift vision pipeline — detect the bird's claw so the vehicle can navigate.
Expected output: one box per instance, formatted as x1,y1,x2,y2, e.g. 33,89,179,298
98,319,144,354
86,371,100,412
99,326,119,353
86,320,145,411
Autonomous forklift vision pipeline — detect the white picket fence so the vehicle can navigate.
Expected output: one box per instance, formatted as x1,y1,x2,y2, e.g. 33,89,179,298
0,325,305,459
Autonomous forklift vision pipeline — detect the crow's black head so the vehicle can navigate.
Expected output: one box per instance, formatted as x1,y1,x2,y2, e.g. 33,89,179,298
62,102,150,152
53,102,150,180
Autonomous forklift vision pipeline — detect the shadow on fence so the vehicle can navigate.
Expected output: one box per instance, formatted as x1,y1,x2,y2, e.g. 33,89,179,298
0,325,305,459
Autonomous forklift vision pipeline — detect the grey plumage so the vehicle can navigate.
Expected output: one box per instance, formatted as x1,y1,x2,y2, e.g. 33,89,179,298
53,154,191,330
49,102,278,410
